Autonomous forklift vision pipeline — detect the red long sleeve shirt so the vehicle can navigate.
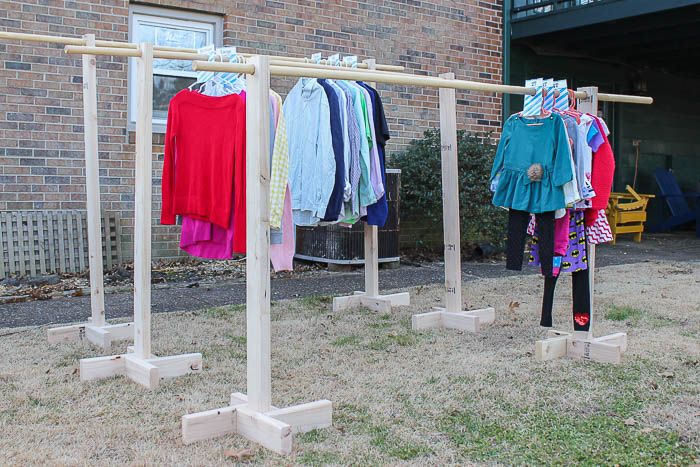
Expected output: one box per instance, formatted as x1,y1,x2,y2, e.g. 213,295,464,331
160,90,247,253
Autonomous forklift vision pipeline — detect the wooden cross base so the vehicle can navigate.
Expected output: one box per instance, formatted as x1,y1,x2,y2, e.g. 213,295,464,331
412,307,495,332
79,352,202,389
333,291,410,313
47,320,134,350
182,392,332,455
535,330,627,364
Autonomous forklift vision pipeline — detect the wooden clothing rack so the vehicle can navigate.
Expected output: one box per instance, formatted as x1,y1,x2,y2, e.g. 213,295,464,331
0,30,407,350
1,30,653,454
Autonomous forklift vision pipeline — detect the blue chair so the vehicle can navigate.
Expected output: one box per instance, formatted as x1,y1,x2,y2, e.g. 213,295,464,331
649,168,700,237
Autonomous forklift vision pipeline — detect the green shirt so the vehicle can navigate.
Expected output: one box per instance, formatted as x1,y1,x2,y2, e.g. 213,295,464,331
491,113,573,213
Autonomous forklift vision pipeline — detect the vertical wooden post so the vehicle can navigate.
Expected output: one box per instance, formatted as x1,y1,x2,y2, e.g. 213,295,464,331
246,55,272,413
363,58,379,298
439,73,462,313
576,86,598,339
133,43,154,359
81,34,106,327
333,59,411,314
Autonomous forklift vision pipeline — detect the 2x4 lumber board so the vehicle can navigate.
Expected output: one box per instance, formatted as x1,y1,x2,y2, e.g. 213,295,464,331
364,225,380,297
359,296,391,313
82,33,107,327
227,393,332,434
332,295,362,312
85,324,111,349
182,405,239,444
412,310,443,330
124,354,159,389
236,406,293,455
577,87,598,336
80,354,125,381
100,322,134,341
595,332,627,352
47,323,86,344
362,60,381,300
266,400,333,434
535,335,569,361
568,339,622,364
246,55,273,413
147,353,202,379
463,307,496,324
381,292,411,306
441,310,480,332
133,43,154,359
438,73,463,314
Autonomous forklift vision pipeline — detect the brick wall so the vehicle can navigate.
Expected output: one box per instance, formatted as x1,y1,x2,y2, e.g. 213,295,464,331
0,0,502,261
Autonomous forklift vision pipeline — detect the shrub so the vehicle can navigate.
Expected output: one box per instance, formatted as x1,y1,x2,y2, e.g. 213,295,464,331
392,129,507,250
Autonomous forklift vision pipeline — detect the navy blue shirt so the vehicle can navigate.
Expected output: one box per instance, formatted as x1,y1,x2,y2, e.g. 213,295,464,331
317,79,345,222
358,82,390,227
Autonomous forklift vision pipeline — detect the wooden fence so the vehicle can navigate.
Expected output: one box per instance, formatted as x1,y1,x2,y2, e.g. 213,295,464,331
0,210,122,278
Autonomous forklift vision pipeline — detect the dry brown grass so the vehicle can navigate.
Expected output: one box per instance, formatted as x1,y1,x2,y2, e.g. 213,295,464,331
1,260,698,465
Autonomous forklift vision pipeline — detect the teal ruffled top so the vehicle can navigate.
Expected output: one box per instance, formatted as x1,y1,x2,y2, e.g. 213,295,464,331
490,113,573,213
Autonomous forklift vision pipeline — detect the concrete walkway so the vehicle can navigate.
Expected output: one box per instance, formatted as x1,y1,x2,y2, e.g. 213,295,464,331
1,234,698,329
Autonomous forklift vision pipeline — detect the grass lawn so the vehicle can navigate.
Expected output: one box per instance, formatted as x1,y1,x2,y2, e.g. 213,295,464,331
1,260,698,465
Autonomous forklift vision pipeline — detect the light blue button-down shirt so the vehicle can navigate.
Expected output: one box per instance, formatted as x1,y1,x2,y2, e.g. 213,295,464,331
283,78,336,226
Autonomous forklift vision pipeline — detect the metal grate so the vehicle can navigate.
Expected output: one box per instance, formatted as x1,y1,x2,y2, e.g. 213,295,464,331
0,210,122,278
294,169,401,264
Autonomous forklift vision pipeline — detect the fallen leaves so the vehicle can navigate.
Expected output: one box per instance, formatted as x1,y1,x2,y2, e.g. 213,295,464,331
223,448,254,461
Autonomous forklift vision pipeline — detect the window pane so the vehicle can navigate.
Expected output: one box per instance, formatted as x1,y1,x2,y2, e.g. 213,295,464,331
153,75,196,121
136,21,210,72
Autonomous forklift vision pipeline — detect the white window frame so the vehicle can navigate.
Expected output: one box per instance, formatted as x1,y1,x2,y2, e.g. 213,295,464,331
128,5,223,133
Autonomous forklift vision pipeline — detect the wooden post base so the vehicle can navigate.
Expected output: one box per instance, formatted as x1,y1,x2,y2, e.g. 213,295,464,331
79,352,202,389
412,307,495,332
47,321,134,350
181,392,332,455
333,291,410,313
535,330,627,364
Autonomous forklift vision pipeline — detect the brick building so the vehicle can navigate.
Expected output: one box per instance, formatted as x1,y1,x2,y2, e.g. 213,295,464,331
0,0,503,262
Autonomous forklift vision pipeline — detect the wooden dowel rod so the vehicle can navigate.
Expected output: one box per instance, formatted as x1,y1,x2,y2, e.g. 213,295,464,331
192,60,653,104
65,45,143,57
63,42,652,105
1,31,402,70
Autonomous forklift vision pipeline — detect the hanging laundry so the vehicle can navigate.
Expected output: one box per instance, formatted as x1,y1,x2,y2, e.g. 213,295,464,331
161,90,247,252
490,114,574,213
358,82,391,227
492,93,616,330
284,78,336,226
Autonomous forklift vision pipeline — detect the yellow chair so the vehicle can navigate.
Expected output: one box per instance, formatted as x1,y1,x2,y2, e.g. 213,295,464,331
606,185,655,244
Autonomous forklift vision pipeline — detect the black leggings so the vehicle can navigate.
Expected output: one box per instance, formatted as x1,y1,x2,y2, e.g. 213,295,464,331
506,209,554,277
540,268,591,331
